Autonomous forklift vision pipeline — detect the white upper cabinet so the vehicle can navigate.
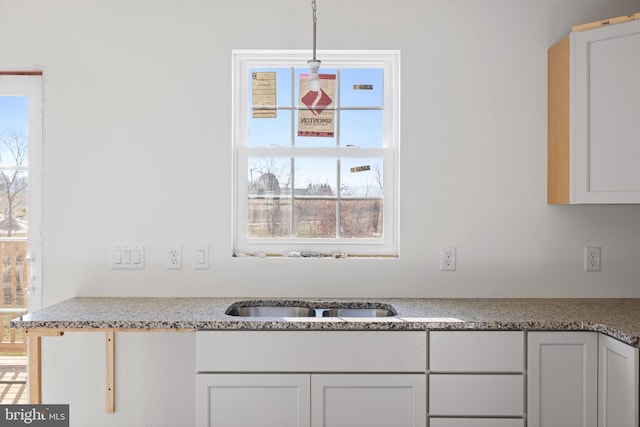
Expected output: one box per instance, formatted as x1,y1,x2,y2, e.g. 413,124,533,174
548,17,640,204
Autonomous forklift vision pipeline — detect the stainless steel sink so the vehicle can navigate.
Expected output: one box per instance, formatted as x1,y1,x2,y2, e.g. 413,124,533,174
226,306,316,317
225,301,397,318
320,308,396,318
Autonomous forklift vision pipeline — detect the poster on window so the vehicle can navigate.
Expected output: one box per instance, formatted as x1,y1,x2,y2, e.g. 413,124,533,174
252,72,277,118
298,73,336,137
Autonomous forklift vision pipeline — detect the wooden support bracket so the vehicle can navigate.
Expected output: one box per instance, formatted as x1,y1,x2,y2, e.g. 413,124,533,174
106,331,115,413
25,329,64,404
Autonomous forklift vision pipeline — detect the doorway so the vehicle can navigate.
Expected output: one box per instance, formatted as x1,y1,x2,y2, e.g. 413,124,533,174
0,73,43,404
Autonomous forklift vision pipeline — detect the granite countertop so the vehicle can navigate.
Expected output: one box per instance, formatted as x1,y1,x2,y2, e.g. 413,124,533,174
10,297,640,347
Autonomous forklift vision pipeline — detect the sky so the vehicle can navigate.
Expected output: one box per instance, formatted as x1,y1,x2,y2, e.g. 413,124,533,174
0,96,29,167
0,96,28,131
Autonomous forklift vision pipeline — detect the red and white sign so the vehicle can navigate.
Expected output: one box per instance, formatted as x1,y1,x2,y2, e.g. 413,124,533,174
298,73,336,137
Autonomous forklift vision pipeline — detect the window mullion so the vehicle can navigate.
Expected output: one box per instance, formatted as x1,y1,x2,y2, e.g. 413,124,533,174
289,66,296,239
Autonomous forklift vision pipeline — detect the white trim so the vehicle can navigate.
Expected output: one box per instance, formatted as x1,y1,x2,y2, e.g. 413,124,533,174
232,50,400,256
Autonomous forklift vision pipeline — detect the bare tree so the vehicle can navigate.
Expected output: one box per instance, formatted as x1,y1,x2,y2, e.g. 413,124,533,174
0,128,28,237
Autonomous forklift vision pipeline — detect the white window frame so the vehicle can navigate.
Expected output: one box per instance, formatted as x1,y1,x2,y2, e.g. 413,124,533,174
232,50,400,257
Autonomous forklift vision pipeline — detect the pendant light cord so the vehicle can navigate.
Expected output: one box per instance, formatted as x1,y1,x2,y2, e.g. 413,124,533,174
311,0,318,61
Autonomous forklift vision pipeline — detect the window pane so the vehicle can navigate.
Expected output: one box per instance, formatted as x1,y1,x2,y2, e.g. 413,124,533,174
248,158,291,238
294,67,337,106
340,158,383,197
249,110,292,147
0,169,28,237
340,110,383,148
340,199,383,238
340,68,384,107
294,199,336,238
294,158,337,195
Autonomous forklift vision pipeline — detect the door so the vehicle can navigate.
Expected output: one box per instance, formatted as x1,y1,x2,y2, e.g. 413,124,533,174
527,332,597,427
311,374,426,427
0,73,43,404
196,374,311,427
599,334,639,427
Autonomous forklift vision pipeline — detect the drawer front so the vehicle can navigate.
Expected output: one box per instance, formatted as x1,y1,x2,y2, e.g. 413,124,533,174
196,331,427,373
430,419,524,427
430,331,524,372
429,374,524,416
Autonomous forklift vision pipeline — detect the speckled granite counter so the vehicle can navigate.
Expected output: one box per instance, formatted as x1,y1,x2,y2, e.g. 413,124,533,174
10,297,640,346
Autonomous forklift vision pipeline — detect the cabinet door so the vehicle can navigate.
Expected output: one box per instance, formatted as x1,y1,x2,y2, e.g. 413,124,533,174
196,374,311,427
572,20,640,203
311,374,426,427
599,335,639,427
527,332,597,427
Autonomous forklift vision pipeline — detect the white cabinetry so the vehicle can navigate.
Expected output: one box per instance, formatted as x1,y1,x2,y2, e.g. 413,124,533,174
428,331,525,426
196,374,310,427
195,331,427,427
311,374,425,427
527,332,598,427
599,334,639,427
548,18,640,204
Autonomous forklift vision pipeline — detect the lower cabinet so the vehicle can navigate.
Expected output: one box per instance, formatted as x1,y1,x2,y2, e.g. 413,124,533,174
195,330,640,427
196,373,426,427
527,331,598,427
599,334,639,427
196,374,310,427
195,331,428,427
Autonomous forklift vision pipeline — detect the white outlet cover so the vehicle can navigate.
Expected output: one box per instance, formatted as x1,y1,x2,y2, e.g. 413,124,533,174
167,246,182,270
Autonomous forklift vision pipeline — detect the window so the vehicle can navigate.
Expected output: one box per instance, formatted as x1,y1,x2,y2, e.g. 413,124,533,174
233,51,399,257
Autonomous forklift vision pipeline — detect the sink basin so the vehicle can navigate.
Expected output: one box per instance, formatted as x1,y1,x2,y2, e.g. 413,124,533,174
225,301,397,318
226,306,316,317
321,308,396,318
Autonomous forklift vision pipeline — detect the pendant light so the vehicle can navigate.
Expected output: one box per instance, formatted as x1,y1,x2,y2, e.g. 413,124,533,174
308,0,321,91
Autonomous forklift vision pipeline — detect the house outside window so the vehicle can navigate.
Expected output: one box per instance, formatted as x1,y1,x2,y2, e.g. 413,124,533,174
233,51,400,257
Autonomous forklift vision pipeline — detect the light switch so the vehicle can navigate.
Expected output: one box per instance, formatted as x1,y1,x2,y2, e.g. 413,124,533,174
123,250,131,264
111,245,145,269
194,246,209,269
112,249,122,265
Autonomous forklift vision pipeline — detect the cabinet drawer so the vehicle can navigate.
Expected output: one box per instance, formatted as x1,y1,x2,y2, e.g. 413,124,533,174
430,331,524,372
196,331,427,372
430,419,524,427
429,374,524,416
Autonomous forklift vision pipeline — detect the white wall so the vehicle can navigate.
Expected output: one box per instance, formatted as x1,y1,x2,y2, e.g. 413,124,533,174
2,0,640,425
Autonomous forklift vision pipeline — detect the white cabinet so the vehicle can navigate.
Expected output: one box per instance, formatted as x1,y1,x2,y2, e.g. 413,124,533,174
195,331,427,427
599,334,639,427
428,331,525,424
527,332,598,427
196,374,310,427
548,18,640,204
311,374,426,427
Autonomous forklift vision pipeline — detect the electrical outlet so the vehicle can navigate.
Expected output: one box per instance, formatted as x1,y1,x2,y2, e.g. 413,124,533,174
167,246,182,270
440,246,456,271
584,246,601,272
